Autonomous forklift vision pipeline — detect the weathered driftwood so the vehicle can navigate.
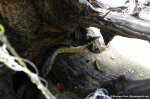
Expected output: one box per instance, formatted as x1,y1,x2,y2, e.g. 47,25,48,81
102,13,150,41
78,0,150,41
0,0,150,98
0,65,16,99
49,52,115,97
102,76,150,96
46,36,150,97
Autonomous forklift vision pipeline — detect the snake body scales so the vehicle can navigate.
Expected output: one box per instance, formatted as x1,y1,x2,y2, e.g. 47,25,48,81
41,39,98,77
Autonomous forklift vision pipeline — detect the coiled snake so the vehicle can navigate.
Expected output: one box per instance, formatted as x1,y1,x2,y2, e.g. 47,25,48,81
41,36,100,77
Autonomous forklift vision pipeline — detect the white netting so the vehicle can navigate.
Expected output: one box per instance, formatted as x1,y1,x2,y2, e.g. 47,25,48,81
0,24,55,99
85,88,111,99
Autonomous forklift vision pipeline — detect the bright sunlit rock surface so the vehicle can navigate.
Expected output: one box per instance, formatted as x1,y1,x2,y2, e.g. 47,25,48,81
97,0,128,7
93,36,150,80
109,36,150,69
97,0,147,7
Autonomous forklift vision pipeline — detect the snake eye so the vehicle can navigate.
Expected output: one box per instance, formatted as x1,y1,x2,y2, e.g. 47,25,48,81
87,35,100,41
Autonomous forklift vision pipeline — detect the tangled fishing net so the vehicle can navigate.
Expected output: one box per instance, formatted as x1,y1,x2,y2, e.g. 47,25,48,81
85,88,112,99
0,24,56,99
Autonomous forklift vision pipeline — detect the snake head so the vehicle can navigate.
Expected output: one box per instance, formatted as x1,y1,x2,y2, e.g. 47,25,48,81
87,35,102,53
87,35,100,42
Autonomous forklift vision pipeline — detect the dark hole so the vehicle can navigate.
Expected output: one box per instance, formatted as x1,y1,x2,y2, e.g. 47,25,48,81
96,95,104,99
86,59,89,63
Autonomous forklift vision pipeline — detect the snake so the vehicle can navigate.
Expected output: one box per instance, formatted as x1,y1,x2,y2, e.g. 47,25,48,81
0,24,5,34
41,36,100,77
